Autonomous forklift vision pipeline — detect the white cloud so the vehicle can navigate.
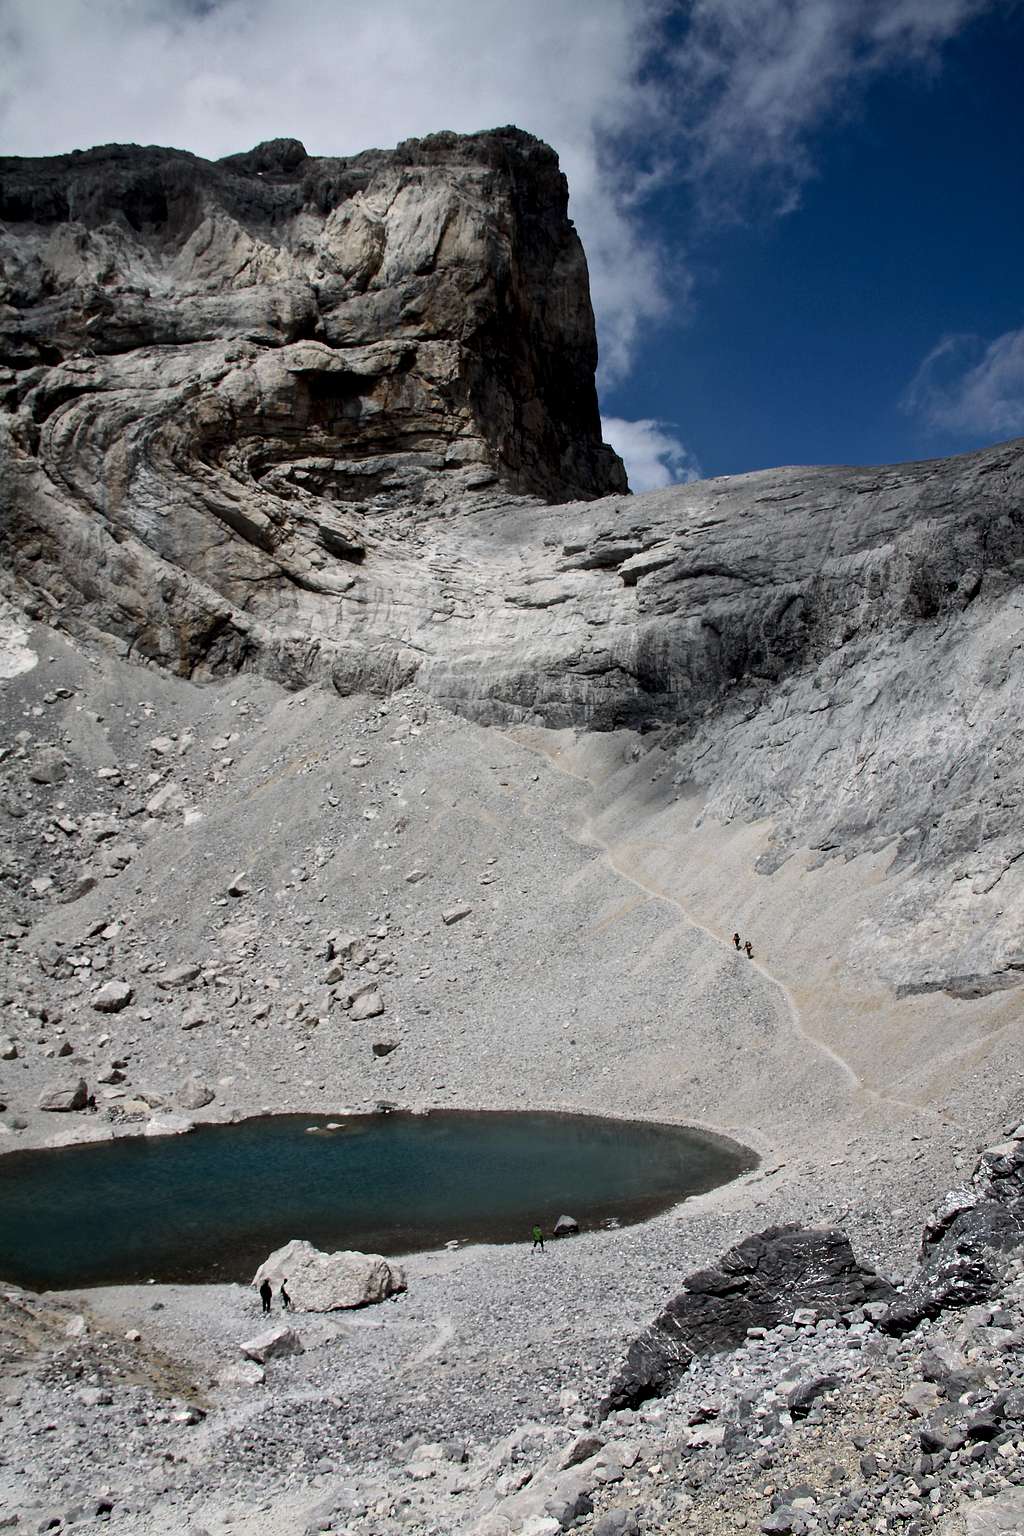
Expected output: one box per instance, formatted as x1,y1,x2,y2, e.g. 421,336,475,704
602,416,701,492
0,0,996,391
902,329,1024,439
0,0,673,385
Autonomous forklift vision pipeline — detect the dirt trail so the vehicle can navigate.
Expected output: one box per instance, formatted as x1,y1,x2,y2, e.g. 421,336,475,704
511,729,932,1126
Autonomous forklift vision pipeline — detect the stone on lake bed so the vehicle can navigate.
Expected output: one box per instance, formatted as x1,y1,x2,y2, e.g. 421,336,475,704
253,1238,406,1311
144,1113,195,1137
38,1078,89,1112
441,905,472,925
239,1325,304,1363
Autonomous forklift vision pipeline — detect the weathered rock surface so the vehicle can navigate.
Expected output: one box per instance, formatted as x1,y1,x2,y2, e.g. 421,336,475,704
36,1078,89,1112
3,131,1024,995
252,1238,407,1311
601,1224,893,1415
1,128,624,689
239,1324,304,1363
882,1139,1024,1335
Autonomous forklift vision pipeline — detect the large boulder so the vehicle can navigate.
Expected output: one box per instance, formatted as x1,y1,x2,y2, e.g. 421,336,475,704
600,1224,893,1417
37,1078,89,1112
252,1239,406,1311
880,1138,1024,1335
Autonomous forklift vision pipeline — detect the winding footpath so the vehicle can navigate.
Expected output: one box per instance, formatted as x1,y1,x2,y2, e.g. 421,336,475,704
511,730,932,1125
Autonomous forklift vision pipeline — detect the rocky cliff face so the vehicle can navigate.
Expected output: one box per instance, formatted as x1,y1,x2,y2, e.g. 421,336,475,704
1,128,625,679
3,130,1024,1004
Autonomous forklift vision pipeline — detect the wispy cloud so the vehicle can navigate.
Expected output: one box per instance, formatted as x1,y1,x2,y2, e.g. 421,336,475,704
602,416,701,492
669,0,994,221
902,328,1024,440
0,0,996,389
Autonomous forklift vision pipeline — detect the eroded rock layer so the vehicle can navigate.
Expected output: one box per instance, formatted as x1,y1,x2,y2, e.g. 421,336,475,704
2,132,1024,1002
1,128,624,681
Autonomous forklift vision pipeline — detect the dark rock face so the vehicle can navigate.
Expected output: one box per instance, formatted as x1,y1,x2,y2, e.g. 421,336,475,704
600,1224,893,1416
881,1142,1024,1336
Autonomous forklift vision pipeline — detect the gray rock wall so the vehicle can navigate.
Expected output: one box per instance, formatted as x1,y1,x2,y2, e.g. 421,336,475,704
3,129,1024,1002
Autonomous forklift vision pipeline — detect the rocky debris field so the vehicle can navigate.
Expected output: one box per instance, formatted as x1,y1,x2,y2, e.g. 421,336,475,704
5,1132,1024,1536
1,616,1022,1536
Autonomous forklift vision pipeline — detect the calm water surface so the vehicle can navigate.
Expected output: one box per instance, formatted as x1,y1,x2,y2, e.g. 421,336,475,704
0,1110,756,1289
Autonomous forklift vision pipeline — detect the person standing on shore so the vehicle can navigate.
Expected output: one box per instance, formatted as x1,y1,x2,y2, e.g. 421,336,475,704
531,1225,545,1253
280,1279,292,1311
732,933,741,950
259,1278,272,1315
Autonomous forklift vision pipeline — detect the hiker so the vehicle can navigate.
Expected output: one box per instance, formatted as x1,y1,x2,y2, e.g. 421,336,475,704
280,1279,292,1311
732,932,741,950
531,1224,545,1253
259,1278,272,1315
744,940,754,959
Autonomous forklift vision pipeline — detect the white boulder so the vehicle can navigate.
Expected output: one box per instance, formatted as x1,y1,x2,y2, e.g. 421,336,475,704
252,1238,406,1312
239,1325,304,1363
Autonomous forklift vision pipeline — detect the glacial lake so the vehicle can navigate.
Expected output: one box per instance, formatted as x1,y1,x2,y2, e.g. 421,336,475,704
0,1110,756,1290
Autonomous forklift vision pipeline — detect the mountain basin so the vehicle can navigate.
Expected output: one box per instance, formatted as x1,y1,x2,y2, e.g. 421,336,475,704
0,1109,757,1289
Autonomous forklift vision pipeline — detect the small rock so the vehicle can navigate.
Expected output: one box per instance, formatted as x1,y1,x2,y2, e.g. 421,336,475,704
351,989,384,1021
218,1361,266,1388
177,1080,215,1110
157,963,201,989
28,748,68,785
240,1325,304,1364
441,905,472,926
92,980,134,1013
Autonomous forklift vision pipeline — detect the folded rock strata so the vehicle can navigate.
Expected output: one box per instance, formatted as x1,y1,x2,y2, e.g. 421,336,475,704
3,131,1024,1000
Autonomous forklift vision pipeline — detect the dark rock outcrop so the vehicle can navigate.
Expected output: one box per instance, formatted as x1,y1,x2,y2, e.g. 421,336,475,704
600,1224,893,1416
881,1141,1024,1335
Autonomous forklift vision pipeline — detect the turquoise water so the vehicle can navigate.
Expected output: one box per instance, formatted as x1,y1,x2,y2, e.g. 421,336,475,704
0,1110,755,1289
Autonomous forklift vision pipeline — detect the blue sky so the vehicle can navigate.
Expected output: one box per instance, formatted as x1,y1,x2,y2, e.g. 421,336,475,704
2,0,1022,489
605,3,1024,479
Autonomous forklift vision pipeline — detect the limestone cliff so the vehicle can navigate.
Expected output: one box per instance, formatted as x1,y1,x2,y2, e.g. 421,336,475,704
1,128,624,681
2,130,1024,1005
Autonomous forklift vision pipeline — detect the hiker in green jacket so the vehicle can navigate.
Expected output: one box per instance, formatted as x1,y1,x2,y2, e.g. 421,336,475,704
531,1224,545,1253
